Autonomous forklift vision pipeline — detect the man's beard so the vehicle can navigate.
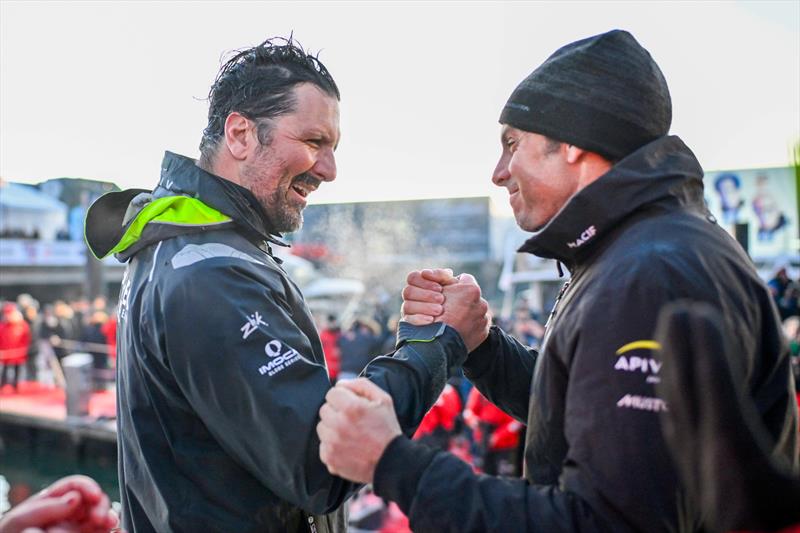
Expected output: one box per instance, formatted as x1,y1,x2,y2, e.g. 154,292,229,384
263,184,304,233
246,169,320,233
241,144,322,234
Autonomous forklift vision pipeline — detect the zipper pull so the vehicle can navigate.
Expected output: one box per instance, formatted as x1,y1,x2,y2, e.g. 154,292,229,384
543,279,571,333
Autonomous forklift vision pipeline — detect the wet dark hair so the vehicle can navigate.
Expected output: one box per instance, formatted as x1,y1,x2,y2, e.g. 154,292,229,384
199,36,340,167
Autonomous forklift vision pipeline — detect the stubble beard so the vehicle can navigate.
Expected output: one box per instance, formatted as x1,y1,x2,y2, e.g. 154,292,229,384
250,181,304,234
266,187,304,233
242,150,304,234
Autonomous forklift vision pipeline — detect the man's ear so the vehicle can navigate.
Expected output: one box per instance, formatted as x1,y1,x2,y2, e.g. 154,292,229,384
564,144,587,164
224,112,254,161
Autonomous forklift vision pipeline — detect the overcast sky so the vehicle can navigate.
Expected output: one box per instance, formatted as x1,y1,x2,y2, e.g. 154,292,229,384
1,1,798,214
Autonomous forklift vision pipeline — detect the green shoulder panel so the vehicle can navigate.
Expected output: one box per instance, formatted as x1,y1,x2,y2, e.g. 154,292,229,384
105,196,231,257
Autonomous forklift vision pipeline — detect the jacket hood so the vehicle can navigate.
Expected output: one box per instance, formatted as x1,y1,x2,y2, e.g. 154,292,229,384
85,151,286,260
518,135,706,268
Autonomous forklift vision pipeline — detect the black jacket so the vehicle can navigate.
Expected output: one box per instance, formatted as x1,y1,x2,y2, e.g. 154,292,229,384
85,152,467,532
372,136,798,533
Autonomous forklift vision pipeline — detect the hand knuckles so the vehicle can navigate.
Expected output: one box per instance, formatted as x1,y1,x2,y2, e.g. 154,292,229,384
344,406,362,421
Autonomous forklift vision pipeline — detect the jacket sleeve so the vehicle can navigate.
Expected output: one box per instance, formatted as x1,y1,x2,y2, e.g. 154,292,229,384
462,325,538,422
158,261,465,515
363,321,468,435
373,437,609,533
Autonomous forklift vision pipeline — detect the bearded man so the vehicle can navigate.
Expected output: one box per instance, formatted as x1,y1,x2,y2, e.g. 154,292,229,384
85,37,488,533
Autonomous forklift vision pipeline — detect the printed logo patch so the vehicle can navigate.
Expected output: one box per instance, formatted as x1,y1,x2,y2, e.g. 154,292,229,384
616,394,668,412
566,225,597,249
614,340,663,384
241,311,267,340
258,339,301,377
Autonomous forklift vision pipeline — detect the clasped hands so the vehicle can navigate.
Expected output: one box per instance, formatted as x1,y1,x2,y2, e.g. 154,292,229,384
0,475,119,533
317,269,490,483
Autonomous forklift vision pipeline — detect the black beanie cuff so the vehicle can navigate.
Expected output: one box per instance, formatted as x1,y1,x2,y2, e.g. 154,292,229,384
500,91,659,161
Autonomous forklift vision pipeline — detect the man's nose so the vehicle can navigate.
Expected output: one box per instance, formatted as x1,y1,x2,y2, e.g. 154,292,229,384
312,148,337,182
492,156,510,186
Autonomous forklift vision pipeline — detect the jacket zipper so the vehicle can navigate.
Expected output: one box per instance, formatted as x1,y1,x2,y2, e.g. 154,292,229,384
544,278,572,334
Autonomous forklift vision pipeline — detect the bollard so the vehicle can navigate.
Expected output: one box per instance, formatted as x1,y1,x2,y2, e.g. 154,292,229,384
62,352,93,418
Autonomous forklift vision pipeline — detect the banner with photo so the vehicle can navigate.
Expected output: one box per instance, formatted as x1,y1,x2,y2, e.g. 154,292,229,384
704,166,798,260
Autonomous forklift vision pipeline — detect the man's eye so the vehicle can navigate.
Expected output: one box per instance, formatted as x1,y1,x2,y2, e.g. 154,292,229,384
307,139,322,147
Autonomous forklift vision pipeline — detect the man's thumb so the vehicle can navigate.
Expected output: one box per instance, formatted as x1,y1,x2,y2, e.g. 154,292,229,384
457,273,478,286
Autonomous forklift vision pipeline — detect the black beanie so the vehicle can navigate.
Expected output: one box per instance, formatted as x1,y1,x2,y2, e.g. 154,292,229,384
499,29,672,161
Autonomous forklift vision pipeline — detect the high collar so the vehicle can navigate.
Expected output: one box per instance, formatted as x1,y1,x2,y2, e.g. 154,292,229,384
518,136,706,270
84,152,289,261
155,151,286,245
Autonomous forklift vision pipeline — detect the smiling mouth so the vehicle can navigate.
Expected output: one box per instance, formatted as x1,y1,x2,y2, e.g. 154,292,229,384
292,184,310,198
290,174,322,200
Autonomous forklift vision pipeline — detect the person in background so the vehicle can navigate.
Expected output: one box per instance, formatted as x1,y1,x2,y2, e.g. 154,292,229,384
80,310,110,391
338,317,382,380
768,264,799,320
101,309,118,367
319,314,341,382
463,387,523,476
91,296,108,313
752,174,788,241
713,172,744,225
48,301,76,361
379,315,400,354
67,299,90,334
0,302,31,391
17,294,42,383
413,382,462,452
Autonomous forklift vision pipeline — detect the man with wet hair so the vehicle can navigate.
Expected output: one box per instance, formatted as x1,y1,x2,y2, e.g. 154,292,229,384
85,37,488,532
316,29,798,532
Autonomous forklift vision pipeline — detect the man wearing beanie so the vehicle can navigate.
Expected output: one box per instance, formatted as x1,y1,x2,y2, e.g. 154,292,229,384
316,30,798,532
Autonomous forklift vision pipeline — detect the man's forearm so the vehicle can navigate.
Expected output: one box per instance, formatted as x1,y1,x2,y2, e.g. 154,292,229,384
362,322,467,434
372,436,607,533
463,326,537,422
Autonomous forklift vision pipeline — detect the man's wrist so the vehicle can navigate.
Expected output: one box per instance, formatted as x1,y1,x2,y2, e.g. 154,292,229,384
395,321,468,367
368,428,402,483
373,436,439,513
396,321,448,347
463,326,499,379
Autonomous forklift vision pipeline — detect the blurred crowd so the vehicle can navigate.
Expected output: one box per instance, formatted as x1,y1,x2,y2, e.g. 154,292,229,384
769,264,800,384
0,294,117,392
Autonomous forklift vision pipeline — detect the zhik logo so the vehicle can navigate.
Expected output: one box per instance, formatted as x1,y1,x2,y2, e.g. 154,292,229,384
240,311,267,340
566,225,597,249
